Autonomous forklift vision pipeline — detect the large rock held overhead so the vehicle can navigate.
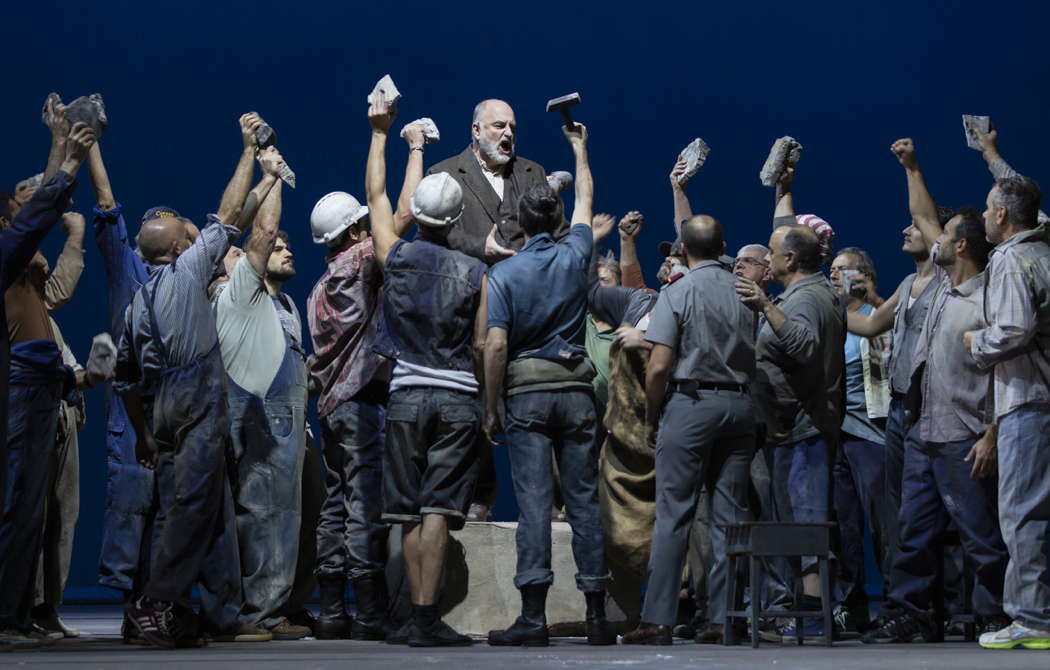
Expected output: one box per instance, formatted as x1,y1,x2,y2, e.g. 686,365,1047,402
759,135,802,187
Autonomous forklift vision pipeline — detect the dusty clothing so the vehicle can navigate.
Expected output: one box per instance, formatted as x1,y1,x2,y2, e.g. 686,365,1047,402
5,234,84,345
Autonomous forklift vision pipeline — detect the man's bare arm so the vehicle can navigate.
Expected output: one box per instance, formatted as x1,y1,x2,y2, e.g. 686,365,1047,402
473,274,489,382
483,326,508,445
231,147,282,235
773,166,796,221
670,157,692,236
365,94,398,268
87,143,116,210
564,123,592,227
645,343,673,429
244,176,282,276
890,138,941,249
847,284,900,337
216,113,263,224
42,97,71,183
394,123,426,237
44,212,87,311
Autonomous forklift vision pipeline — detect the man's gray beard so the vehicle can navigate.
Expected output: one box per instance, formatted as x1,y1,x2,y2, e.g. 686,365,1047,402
479,136,513,166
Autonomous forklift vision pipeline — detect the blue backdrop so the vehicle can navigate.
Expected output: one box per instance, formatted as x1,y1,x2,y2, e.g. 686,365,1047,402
3,0,1048,599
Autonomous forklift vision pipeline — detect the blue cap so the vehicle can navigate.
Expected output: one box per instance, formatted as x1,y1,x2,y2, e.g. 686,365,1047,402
141,205,181,223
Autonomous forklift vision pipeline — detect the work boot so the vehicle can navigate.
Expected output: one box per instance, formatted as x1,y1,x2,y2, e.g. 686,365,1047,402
408,605,473,647
488,584,549,646
269,619,310,640
351,574,391,640
584,591,615,645
621,623,673,645
315,575,351,640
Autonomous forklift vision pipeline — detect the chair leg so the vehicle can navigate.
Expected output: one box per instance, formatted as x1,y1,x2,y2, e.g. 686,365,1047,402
724,554,737,646
750,556,760,649
819,556,833,647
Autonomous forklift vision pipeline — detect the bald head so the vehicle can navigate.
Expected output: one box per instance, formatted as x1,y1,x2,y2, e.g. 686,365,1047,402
137,217,190,264
681,215,725,262
472,99,516,169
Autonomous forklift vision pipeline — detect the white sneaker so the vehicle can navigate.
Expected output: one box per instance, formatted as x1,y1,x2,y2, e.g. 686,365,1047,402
979,621,1050,649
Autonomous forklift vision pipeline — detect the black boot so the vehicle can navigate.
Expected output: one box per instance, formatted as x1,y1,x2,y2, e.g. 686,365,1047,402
585,591,616,645
488,584,549,646
315,575,351,639
351,574,391,640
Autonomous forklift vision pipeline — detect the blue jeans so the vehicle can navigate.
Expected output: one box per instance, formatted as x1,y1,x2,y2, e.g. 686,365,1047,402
888,430,1006,619
0,380,61,630
505,389,610,592
317,396,388,580
98,390,158,596
882,395,908,577
771,434,833,577
998,403,1050,629
833,437,889,608
642,389,754,626
228,346,308,628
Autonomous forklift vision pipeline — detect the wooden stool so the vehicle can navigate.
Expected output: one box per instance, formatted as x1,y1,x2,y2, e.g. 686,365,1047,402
723,521,836,647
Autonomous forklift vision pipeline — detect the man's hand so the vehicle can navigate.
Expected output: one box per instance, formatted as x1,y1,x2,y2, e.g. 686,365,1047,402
562,122,588,148
736,277,772,312
368,93,397,134
60,122,98,173
976,122,1001,163
890,138,919,170
614,325,651,351
778,164,795,188
240,112,264,152
61,211,86,236
402,122,426,148
592,213,617,242
962,330,977,354
135,429,159,470
670,156,689,189
44,96,70,142
257,146,284,177
485,224,515,262
483,409,502,446
965,429,997,479
619,211,643,239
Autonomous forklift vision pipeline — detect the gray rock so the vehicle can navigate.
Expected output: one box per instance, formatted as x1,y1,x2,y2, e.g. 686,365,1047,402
400,117,440,143
759,135,802,187
367,74,401,105
64,93,108,138
678,137,710,185
41,92,62,125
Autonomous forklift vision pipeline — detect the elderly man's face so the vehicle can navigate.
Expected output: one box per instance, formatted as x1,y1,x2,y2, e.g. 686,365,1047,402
473,101,516,168
983,186,1003,244
734,250,770,285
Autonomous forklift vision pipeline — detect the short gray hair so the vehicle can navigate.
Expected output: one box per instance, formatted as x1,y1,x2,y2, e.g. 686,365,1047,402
736,243,770,257
596,249,621,285
836,246,877,284
994,175,1042,230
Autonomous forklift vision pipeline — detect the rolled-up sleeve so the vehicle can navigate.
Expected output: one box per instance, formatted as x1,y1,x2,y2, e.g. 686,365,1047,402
772,293,821,364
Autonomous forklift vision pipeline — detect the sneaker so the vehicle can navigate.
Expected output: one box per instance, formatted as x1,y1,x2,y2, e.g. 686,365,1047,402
861,612,937,644
979,621,1050,650
31,605,80,639
126,597,177,650
760,617,828,643
27,622,63,641
408,619,473,647
0,628,41,651
269,619,310,640
210,623,273,642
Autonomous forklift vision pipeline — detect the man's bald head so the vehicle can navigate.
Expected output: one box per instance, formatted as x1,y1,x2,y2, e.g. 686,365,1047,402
681,215,725,262
137,217,191,264
472,99,516,169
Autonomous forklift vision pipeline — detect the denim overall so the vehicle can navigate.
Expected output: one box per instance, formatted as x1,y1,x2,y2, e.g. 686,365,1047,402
227,303,308,628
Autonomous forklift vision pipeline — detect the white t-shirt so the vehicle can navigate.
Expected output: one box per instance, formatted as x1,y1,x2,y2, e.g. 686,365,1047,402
214,256,286,397
390,359,478,394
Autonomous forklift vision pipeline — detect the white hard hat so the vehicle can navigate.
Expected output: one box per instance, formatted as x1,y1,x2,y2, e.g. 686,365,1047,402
411,173,463,227
310,192,369,245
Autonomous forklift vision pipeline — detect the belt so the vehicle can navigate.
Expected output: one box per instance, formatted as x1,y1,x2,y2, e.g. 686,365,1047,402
671,380,748,394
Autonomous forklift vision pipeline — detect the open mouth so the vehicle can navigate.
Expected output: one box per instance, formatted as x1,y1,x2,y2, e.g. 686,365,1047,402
498,139,512,154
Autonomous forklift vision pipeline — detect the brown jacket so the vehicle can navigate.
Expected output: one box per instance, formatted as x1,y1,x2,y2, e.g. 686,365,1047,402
428,147,566,263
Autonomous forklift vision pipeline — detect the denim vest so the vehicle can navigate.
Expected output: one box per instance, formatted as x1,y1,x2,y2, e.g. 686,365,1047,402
374,237,486,372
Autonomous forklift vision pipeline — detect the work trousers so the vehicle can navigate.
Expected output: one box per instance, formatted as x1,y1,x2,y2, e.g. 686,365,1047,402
770,434,834,582
888,432,1006,619
316,397,388,580
881,395,908,577
0,380,61,630
505,389,610,592
833,436,890,608
641,389,755,627
34,400,80,606
997,403,1050,630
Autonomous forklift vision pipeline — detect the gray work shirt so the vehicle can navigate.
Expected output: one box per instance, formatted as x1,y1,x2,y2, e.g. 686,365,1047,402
645,260,756,385
912,269,989,443
753,272,845,445
116,215,239,394
888,272,938,395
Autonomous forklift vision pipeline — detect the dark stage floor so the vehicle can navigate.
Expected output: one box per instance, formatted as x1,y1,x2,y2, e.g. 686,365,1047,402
5,606,1048,669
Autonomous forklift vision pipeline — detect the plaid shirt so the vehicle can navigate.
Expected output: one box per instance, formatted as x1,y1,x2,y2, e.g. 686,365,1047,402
307,237,385,418
970,225,1050,418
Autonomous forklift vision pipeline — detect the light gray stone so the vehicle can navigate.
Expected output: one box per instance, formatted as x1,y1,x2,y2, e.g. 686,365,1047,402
368,74,401,105
400,117,440,143
759,136,802,187
962,114,991,151
678,137,710,185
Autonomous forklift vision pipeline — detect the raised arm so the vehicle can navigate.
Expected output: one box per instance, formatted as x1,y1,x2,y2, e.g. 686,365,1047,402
88,142,116,211
564,123,592,227
618,211,650,291
44,212,87,312
975,124,1050,225
773,166,796,222
216,112,263,224
890,138,942,250
847,284,900,336
244,170,282,276
670,157,693,237
394,122,426,237
231,147,281,235
42,97,71,183
365,94,399,267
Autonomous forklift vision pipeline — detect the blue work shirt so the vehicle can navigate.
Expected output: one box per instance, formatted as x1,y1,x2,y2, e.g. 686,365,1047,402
487,223,591,361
